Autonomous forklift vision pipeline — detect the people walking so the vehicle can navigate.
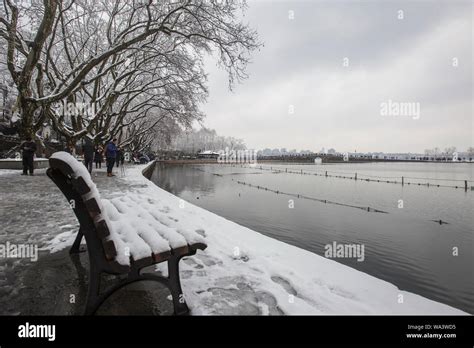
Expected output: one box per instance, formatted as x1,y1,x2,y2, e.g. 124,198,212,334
94,145,103,169
19,136,37,176
82,138,94,174
105,138,118,177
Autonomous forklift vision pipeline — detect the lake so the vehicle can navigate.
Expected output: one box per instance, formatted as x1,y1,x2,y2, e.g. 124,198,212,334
150,161,474,314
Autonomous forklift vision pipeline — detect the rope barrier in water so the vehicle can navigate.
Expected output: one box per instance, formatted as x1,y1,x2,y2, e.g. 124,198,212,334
231,179,389,214
226,165,473,190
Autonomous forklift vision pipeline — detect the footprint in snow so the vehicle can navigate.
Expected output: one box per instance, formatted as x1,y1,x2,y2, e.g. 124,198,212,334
195,254,222,267
271,275,297,296
181,270,207,279
195,229,206,237
327,285,357,300
200,285,284,315
160,206,171,213
182,257,204,269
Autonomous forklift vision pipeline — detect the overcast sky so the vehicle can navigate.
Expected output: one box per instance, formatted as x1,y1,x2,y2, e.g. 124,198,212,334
200,0,472,153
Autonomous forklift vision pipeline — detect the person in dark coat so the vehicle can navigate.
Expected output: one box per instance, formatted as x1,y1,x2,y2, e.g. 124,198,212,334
82,138,94,173
19,136,37,175
105,138,118,177
94,145,103,169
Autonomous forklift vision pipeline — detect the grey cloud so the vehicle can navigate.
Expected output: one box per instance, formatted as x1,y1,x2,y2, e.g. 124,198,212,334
201,0,472,153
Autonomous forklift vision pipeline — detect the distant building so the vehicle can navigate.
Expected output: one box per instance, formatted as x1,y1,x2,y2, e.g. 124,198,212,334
197,150,220,159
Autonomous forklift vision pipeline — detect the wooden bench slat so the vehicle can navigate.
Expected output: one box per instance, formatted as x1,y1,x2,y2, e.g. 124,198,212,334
153,250,172,263
130,255,154,269
84,197,102,215
95,219,111,238
172,245,190,257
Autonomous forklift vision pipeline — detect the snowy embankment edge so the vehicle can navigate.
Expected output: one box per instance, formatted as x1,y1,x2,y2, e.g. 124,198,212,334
136,161,468,315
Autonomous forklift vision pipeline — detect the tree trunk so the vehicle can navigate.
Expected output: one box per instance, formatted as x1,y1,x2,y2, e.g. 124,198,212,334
19,97,36,140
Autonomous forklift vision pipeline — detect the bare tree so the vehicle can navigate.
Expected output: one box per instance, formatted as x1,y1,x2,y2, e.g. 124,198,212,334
444,146,456,161
122,113,181,154
47,32,208,145
171,127,246,154
0,0,260,140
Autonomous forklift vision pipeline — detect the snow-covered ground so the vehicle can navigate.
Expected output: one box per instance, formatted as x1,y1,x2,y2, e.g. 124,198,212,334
41,162,467,315
0,169,18,175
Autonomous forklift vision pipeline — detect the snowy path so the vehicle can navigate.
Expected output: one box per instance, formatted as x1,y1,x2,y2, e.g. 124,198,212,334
0,164,467,315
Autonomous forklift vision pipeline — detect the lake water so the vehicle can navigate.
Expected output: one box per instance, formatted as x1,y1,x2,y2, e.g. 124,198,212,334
150,162,474,314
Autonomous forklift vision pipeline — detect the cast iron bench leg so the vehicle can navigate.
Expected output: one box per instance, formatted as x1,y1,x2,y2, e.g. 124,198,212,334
82,258,191,315
168,255,190,315
84,266,101,315
70,228,85,254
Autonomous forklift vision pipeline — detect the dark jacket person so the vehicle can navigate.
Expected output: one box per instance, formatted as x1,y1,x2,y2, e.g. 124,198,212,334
94,145,103,168
82,138,95,174
19,136,37,175
105,139,118,177
115,147,124,167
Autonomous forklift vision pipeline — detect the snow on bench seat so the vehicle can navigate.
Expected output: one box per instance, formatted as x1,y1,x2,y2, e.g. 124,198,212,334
49,152,205,267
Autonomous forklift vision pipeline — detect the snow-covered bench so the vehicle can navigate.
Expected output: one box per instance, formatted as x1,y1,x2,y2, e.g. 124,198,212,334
46,151,207,315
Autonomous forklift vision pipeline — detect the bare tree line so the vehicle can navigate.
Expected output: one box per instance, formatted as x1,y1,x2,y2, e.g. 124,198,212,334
424,147,474,159
0,0,260,151
168,127,246,154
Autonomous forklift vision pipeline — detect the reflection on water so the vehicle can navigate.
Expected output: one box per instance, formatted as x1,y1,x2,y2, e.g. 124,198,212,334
151,162,474,314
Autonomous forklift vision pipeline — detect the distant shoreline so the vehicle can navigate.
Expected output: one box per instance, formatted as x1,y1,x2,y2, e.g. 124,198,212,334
157,159,473,165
